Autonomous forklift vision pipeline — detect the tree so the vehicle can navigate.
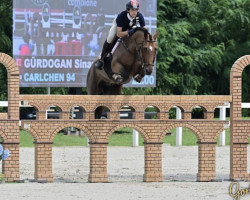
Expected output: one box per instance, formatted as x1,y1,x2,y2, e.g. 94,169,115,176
0,0,12,54
1,1,250,97
0,0,12,100
155,0,250,96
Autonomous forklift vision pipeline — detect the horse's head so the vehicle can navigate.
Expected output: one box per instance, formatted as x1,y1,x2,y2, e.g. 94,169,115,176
142,32,158,75
129,28,158,75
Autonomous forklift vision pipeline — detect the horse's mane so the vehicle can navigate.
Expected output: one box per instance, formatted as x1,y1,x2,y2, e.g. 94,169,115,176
121,27,151,44
119,27,152,49
134,27,149,39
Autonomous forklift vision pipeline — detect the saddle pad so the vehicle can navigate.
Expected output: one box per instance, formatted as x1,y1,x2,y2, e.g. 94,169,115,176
111,38,121,54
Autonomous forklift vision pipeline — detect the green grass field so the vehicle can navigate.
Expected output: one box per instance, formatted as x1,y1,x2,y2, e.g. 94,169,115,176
15,127,233,147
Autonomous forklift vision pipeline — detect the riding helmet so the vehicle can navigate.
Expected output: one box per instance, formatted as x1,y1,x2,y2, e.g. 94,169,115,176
126,0,139,10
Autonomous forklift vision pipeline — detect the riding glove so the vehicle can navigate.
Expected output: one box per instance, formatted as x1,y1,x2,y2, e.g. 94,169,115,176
128,28,135,36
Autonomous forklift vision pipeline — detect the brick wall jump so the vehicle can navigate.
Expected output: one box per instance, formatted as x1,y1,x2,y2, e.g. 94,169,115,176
1,52,250,183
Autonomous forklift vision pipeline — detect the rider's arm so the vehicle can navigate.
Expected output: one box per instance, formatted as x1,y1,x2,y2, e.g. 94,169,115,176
116,27,129,37
139,12,147,29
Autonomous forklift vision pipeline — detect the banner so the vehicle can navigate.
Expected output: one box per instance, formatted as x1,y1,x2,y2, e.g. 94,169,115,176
13,0,157,87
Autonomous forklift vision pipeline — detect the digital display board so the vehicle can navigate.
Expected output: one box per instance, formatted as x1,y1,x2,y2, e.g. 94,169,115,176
13,0,157,87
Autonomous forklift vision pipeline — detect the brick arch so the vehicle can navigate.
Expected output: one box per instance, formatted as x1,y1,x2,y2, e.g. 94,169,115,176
230,55,250,119
143,104,161,112
20,103,40,116
189,105,208,112
119,104,136,111
214,126,229,142
106,124,149,141
49,123,93,141
93,104,111,111
160,123,201,141
189,105,208,119
0,53,19,120
167,104,186,112
45,104,63,111
231,55,250,75
66,104,87,112
0,53,19,74
21,128,40,142
121,103,141,111
213,104,224,111
45,104,63,119
26,103,40,112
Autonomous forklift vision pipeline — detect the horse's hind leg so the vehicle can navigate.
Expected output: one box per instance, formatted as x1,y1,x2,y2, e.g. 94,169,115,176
87,65,102,95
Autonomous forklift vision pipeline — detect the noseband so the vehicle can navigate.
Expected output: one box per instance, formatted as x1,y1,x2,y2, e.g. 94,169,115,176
135,39,156,70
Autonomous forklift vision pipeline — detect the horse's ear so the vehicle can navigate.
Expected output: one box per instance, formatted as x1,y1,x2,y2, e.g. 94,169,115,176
153,31,158,40
148,34,152,41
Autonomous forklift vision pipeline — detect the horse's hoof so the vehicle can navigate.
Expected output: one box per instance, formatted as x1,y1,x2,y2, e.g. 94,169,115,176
134,74,142,82
112,74,123,83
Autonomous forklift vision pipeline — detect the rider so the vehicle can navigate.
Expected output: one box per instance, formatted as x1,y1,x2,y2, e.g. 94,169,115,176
94,0,147,69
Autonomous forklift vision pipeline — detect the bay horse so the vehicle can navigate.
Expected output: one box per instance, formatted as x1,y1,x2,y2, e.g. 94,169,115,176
87,27,158,95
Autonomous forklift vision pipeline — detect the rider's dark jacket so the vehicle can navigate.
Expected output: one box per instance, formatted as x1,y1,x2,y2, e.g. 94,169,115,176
116,11,145,31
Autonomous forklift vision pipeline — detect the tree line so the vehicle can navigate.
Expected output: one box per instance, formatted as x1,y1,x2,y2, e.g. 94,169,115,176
0,0,250,100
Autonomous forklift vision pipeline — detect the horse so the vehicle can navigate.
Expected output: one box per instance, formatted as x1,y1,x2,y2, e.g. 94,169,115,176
87,28,157,119
87,27,158,95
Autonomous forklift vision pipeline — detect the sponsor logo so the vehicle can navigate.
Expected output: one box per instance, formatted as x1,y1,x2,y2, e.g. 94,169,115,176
42,3,50,22
73,6,81,25
67,0,97,7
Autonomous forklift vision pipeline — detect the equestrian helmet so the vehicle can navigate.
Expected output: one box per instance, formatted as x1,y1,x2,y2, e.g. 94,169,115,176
126,0,139,10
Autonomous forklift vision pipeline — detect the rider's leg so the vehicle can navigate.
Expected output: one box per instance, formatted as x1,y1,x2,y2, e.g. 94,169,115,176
94,40,111,69
95,19,117,69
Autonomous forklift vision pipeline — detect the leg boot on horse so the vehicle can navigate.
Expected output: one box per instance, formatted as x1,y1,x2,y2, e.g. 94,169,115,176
94,40,111,69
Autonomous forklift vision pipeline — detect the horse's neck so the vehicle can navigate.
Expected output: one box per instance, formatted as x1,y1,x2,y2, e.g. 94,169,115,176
129,32,145,74
128,32,145,52
111,31,146,78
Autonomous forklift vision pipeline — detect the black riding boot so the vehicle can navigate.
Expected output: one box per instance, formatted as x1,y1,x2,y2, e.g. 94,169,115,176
95,40,111,69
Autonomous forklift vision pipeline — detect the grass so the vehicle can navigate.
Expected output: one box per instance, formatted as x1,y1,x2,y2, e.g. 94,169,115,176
164,128,198,146
20,130,35,147
19,129,88,147
108,128,144,146
53,133,88,147
164,128,231,146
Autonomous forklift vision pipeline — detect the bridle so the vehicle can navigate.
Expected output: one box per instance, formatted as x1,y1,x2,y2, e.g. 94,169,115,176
135,38,156,70
121,33,156,73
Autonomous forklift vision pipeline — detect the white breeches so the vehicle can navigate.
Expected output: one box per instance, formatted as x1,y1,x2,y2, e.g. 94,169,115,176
107,19,117,43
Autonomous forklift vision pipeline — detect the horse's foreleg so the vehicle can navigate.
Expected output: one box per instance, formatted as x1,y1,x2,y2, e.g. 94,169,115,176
111,61,129,83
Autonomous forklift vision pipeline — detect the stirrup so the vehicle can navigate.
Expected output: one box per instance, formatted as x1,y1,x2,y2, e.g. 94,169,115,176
94,60,104,69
